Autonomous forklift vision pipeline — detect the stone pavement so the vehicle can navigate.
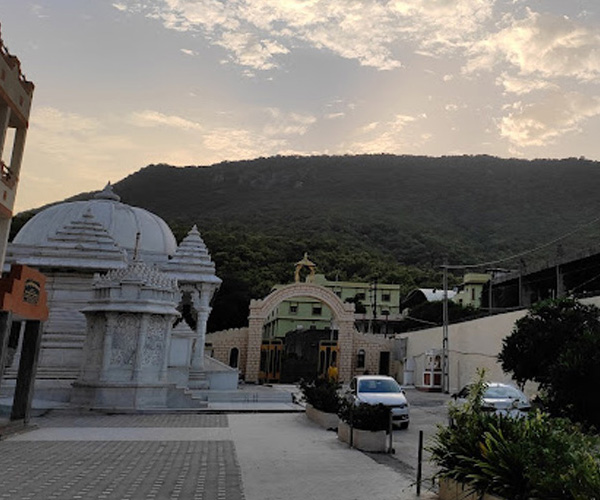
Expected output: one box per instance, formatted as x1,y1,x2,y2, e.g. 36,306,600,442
0,409,437,500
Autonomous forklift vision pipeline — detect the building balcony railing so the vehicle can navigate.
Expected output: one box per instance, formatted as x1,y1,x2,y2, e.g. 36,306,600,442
0,25,35,95
1,160,16,188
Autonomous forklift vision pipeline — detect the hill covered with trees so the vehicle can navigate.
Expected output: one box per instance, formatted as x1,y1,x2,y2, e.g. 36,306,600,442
12,154,600,330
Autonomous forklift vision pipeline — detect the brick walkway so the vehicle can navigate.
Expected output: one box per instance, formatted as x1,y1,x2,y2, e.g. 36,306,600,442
1,413,243,500
35,412,228,428
1,410,435,500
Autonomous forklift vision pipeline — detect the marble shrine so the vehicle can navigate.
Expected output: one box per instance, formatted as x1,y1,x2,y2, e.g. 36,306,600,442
4,183,237,409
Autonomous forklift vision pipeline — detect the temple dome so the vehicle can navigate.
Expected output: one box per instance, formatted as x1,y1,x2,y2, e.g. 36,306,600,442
13,184,177,260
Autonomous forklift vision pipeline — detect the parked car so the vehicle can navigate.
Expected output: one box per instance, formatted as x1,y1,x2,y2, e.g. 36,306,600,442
452,382,531,418
347,375,410,429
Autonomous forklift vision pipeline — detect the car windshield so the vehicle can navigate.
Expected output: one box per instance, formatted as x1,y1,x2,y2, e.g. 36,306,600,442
358,379,401,393
485,386,525,399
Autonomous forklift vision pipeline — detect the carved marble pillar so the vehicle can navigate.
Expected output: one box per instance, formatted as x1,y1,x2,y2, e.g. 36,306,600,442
190,284,213,369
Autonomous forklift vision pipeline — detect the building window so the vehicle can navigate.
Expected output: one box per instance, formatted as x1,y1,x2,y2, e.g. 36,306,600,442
471,288,475,301
312,306,322,316
382,293,391,302
229,347,239,368
356,293,366,300
289,303,298,314
357,349,366,369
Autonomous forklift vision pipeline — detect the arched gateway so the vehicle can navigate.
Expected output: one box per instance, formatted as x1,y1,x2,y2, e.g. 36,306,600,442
246,282,357,383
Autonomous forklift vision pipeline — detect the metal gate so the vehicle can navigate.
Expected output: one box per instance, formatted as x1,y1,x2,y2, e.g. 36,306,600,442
317,340,338,379
259,339,283,382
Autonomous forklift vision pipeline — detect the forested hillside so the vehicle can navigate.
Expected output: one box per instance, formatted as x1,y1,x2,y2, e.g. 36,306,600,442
12,154,600,330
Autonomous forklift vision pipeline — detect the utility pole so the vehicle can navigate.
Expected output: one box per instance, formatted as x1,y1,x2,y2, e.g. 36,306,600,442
373,278,378,333
442,263,449,394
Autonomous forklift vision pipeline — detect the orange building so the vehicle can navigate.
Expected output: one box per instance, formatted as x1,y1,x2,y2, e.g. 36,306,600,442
0,23,34,268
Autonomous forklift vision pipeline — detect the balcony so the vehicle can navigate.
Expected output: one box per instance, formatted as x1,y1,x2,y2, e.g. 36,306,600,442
1,160,15,188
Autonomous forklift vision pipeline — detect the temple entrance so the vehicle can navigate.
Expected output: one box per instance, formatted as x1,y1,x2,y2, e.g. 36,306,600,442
247,282,357,383
276,329,338,383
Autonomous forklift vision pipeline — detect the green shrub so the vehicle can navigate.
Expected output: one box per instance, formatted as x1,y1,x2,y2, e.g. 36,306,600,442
299,378,341,413
338,400,391,432
430,371,600,499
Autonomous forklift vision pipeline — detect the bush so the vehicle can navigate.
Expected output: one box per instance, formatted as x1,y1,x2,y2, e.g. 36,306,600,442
299,378,341,413
430,371,600,499
338,400,391,432
499,297,600,429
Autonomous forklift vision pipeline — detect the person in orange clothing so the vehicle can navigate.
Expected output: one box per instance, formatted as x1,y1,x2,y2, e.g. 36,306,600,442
327,361,338,382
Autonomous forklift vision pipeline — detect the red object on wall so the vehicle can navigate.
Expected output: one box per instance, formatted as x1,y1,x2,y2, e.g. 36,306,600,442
0,264,48,320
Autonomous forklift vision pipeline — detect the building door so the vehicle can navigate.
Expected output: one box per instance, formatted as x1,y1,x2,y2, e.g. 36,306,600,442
378,351,390,375
317,340,338,378
259,340,283,382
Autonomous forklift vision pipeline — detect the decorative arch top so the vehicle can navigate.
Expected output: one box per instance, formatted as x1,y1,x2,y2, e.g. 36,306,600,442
249,282,355,322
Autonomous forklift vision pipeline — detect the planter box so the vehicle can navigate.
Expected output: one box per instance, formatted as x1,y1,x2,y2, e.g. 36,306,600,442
305,403,339,430
438,478,505,500
337,420,388,453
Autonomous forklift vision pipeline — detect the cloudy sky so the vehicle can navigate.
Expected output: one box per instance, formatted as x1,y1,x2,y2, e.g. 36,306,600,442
2,1,600,211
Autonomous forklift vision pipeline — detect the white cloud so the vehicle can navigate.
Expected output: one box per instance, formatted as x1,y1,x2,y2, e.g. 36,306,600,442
112,3,128,12
30,4,50,18
129,110,204,131
467,10,600,81
263,109,316,136
22,107,136,208
499,92,600,147
215,32,289,70
202,128,286,157
118,0,496,71
32,107,101,133
497,73,558,95
348,113,425,153
180,48,196,56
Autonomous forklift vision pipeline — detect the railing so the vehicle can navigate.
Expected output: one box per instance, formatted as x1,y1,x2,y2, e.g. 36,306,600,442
1,159,15,188
0,25,35,95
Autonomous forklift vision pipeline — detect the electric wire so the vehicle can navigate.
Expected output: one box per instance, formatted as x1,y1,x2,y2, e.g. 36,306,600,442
443,213,600,270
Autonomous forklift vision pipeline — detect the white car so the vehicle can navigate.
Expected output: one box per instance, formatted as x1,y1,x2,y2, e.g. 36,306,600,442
452,382,531,418
347,375,410,429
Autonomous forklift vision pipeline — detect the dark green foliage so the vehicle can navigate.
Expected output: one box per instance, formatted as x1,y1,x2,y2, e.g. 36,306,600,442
299,378,341,413
430,372,600,499
499,297,600,428
344,295,367,314
337,400,391,432
14,154,600,331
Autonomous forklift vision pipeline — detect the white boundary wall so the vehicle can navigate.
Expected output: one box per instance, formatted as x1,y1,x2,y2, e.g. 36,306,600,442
401,295,600,395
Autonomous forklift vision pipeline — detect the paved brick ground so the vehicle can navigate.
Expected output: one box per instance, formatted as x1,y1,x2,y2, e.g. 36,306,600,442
35,413,228,428
0,413,243,500
0,440,243,500
1,402,440,500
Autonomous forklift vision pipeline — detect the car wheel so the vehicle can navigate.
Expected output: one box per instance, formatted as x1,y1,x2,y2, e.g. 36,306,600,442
399,422,409,430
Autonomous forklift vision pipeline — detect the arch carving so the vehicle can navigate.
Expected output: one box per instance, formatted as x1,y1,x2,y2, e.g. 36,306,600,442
246,282,357,383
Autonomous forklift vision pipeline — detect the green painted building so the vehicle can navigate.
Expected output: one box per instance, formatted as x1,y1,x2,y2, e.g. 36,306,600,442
452,273,490,309
263,274,405,338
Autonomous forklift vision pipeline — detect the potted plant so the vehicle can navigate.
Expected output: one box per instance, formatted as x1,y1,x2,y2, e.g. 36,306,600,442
337,400,391,453
299,378,341,430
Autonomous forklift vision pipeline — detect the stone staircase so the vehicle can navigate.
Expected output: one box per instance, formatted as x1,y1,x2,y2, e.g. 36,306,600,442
186,386,296,404
187,369,210,390
166,385,208,409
